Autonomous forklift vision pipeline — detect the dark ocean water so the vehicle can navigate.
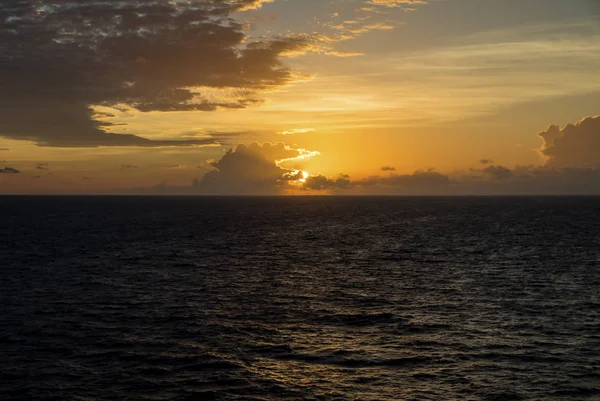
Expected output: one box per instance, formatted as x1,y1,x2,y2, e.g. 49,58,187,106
1,196,600,401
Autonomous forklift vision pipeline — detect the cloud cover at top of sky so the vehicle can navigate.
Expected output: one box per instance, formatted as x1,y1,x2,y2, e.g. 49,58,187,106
0,0,447,148
0,0,313,147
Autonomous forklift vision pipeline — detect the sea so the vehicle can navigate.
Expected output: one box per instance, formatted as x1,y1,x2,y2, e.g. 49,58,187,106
1,196,599,400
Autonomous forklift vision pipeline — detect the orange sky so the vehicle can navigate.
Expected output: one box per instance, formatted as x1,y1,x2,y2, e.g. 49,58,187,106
1,0,600,194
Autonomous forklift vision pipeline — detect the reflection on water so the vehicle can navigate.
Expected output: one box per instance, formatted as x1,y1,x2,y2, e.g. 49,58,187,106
1,196,599,400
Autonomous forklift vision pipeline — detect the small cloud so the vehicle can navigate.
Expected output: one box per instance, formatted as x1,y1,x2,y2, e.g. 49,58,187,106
357,7,386,14
304,173,353,191
0,167,20,174
278,128,315,135
480,159,494,165
483,165,514,180
381,166,396,172
122,164,138,169
36,163,49,170
198,159,216,169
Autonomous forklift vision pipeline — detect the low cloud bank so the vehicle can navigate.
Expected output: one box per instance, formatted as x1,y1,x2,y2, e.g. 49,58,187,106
136,115,600,195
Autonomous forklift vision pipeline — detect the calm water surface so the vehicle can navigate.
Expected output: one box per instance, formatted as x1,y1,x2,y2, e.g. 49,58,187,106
1,196,599,400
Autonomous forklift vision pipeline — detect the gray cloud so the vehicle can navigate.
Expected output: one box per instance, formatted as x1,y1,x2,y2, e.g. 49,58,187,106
195,142,306,194
539,116,600,167
304,174,353,191
380,166,396,171
0,1,308,147
454,165,600,195
483,165,513,180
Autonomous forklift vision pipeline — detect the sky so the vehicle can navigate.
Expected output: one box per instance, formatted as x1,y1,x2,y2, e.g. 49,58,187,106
1,0,600,195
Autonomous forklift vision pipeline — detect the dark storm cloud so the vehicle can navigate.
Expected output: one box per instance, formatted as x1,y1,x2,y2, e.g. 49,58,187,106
539,116,600,167
0,167,20,174
0,0,309,147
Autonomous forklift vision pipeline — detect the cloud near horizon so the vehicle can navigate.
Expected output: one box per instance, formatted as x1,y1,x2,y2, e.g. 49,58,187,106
191,142,316,195
0,0,311,147
539,116,600,168
139,114,600,195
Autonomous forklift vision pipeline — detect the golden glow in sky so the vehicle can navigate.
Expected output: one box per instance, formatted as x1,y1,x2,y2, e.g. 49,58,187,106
1,0,600,194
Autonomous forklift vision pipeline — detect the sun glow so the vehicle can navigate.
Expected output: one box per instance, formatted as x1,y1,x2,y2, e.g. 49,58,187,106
300,171,310,183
